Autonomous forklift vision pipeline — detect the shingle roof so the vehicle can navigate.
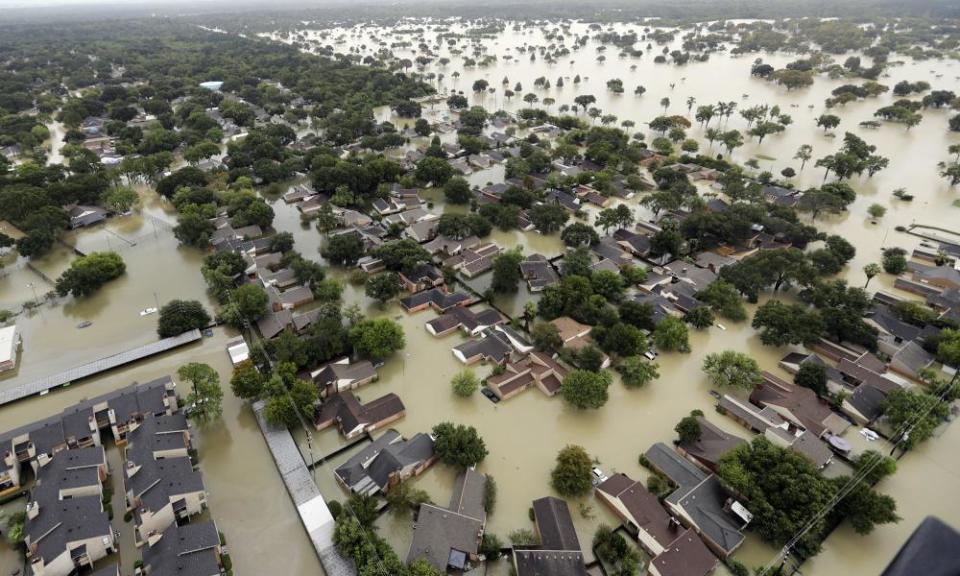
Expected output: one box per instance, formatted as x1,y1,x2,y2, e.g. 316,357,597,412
532,497,581,552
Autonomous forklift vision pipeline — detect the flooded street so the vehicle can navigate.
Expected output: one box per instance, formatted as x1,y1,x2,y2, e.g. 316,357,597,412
2,17,959,576
267,20,960,574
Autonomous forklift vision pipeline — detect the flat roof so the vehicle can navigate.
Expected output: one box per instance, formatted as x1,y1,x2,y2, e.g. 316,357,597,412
0,324,18,364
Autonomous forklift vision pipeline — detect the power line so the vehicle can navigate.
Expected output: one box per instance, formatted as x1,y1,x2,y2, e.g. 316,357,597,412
226,285,391,576
757,371,958,576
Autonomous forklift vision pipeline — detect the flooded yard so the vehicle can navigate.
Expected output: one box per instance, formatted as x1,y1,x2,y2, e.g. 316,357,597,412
2,16,959,576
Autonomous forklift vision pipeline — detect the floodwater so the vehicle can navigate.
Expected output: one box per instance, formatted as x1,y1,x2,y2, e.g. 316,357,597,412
0,328,323,575
266,19,960,575
1,18,958,576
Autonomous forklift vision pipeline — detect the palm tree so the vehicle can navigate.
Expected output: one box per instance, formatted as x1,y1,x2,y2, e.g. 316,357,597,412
794,144,813,171
686,96,696,115
950,143,960,162
660,97,670,113
863,263,881,289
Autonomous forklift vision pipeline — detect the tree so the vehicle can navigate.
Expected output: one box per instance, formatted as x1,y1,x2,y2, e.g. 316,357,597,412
222,283,268,326
178,362,223,423
528,204,570,234
882,248,908,275
854,450,898,485
794,144,813,171
531,321,563,353
653,316,690,353
101,186,139,213
830,477,899,535
349,318,405,360
940,161,960,186
702,350,763,390
867,204,887,220
675,415,702,444
573,94,597,113
863,263,881,288
263,373,318,429
561,222,599,247
794,362,828,397
315,202,340,234
365,272,400,305
451,369,479,397
616,356,659,388
373,239,431,274
157,299,210,337
551,445,593,497
414,118,431,137
322,233,365,266
882,388,949,450
718,437,894,556
491,248,524,293
816,114,841,132
695,280,747,322
937,329,960,368
55,251,126,297
443,176,472,204
593,525,640,575
415,156,455,185
385,482,431,519
230,360,265,400
752,300,824,346
685,306,715,329
561,369,612,409
432,422,488,468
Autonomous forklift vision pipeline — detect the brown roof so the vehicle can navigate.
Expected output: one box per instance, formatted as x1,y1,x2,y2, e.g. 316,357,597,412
750,372,849,437
597,474,678,549
550,317,591,343
677,417,746,470
650,527,718,576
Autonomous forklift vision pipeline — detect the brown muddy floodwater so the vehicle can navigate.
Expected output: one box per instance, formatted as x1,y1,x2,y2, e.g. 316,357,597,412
0,190,323,574
264,19,960,574
2,19,959,576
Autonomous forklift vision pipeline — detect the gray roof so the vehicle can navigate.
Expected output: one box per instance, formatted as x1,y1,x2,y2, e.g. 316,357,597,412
671,475,745,556
532,497,581,552
28,468,111,566
514,549,588,576
142,521,221,576
406,503,483,571
335,431,434,495
449,469,487,522
645,443,707,494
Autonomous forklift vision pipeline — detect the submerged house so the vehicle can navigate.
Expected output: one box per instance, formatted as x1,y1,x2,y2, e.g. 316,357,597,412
596,473,717,576
485,352,570,400
675,417,747,473
314,391,405,438
308,358,378,397
750,372,850,439
406,469,488,572
334,430,435,496
644,443,749,559
513,496,588,576
425,306,505,338
24,447,114,576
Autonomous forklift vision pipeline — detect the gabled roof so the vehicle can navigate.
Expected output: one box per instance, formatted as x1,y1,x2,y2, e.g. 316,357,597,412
650,527,718,576
406,503,483,571
670,475,746,556
750,372,849,437
677,417,746,470
596,473,678,549
532,496,582,551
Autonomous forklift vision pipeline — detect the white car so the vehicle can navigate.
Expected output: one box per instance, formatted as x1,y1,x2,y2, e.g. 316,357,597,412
591,466,608,485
